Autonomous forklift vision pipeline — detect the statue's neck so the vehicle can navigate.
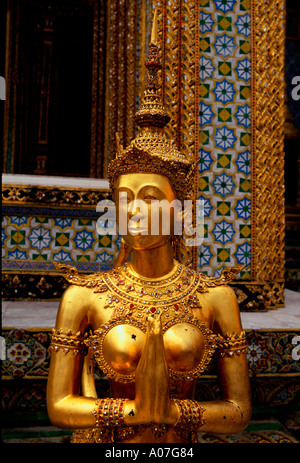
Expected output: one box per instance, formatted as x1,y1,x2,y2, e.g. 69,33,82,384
129,241,175,279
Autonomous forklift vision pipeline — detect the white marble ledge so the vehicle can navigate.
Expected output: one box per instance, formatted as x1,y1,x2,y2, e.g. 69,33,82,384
241,289,300,330
2,289,300,330
2,300,59,329
2,173,109,190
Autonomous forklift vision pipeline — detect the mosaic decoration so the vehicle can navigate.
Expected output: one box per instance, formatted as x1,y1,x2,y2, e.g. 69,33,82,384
195,0,252,280
246,330,300,376
153,0,285,309
2,213,120,271
2,329,52,379
2,185,119,276
1,184,121,298
1,273,68,299
2,184,110,205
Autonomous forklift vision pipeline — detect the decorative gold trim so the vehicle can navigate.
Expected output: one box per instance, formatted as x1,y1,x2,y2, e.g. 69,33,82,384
90,0,107,178
93,398,127,428
49,328,88,356
2,183,111,208
103,0,139,174
230,279,285,310
174,399,205,440
250,0,286,283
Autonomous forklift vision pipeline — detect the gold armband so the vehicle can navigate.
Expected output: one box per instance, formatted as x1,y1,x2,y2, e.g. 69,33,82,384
93,398,128,428
216,331,248,358
49,328,88,356
174,399,205,442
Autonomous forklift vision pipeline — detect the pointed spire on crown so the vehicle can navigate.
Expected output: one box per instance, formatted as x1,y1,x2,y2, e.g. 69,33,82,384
135,9,170,129
108,9,196,203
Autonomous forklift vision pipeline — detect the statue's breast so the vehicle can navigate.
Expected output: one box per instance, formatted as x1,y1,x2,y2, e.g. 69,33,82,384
102,324,144,376
164,323,206,373
87,318,217,382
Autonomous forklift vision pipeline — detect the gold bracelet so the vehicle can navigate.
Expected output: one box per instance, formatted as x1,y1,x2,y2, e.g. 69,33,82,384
216,331,248,358
93,398,127,428
174,399,205,436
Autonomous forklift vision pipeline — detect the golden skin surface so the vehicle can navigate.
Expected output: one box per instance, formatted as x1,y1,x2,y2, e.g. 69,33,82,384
47,173,251,443
102,322,205,375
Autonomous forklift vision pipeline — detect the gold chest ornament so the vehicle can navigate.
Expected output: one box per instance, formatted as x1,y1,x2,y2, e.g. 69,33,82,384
54,262,247,383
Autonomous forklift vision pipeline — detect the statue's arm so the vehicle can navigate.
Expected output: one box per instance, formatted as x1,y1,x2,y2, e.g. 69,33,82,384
46,285,99,429
196,285,252,434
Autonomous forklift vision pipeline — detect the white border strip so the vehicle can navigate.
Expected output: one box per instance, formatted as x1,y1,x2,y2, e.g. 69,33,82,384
2,173,109,189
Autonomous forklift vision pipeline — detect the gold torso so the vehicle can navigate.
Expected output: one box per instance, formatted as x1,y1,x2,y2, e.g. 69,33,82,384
85,262,218,383
50,261,248,443
54,261,246,383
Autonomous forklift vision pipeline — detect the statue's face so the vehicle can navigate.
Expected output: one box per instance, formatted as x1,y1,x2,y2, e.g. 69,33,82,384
115,173,178,250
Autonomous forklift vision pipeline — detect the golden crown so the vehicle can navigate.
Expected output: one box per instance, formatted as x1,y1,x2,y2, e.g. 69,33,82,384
108,11,195,202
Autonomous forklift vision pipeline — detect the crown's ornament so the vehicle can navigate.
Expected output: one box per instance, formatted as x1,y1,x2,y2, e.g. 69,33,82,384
135,11,170,129
108,10,196,202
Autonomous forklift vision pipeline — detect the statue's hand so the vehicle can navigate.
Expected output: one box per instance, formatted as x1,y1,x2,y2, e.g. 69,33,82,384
129,314,177,425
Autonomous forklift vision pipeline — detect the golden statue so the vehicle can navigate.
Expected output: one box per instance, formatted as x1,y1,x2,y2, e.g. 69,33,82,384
47,14,251,443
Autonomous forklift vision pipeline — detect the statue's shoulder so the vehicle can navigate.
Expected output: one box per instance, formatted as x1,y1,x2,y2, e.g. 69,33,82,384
192,265,244,293
54,262,109,293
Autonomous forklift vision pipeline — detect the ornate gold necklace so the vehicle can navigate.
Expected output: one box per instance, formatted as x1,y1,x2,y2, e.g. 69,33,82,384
54,260,244,328
101,261,202,326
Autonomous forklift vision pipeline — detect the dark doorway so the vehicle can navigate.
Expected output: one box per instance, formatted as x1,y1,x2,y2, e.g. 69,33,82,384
15,0,96,177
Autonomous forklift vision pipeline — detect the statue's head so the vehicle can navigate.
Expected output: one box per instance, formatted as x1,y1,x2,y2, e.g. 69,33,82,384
108,21,195,250
114,172,178,250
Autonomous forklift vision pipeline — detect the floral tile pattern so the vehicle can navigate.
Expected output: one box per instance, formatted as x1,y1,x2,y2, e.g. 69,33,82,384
198,0,251,279
2,209,120,273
